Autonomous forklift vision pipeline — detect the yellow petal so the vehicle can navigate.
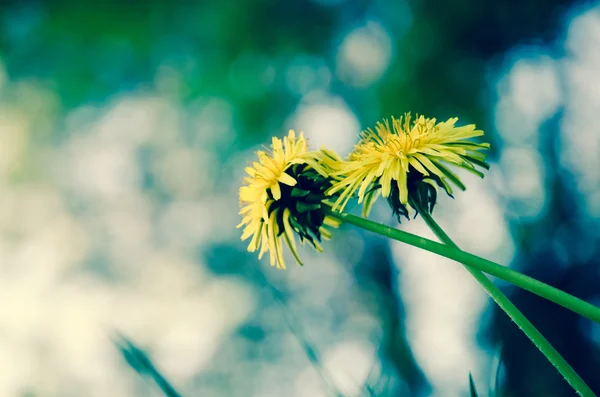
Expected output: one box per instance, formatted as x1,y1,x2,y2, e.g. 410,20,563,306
278,172,297,186
270,182,281,200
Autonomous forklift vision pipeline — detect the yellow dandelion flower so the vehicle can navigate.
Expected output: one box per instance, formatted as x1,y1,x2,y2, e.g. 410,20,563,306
328,113,490,220
238,130,343,269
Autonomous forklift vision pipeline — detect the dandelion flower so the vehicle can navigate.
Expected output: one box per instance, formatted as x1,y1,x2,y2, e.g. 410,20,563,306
328,113,490,220
238,130,342,269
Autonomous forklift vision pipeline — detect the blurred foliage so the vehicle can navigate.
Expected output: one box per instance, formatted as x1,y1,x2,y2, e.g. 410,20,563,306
0,0,576,141
114,333,184,397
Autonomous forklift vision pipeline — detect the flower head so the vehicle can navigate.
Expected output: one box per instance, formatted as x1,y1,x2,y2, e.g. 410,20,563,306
328,113,490,220
238,131,342,269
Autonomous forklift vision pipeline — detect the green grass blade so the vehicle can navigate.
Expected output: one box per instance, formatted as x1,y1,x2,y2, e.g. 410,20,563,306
469,372,479,397
113,333,185,397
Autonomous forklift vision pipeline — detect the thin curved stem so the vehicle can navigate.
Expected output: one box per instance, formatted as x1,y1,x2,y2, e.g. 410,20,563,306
325,209,600,325
415,207,593,397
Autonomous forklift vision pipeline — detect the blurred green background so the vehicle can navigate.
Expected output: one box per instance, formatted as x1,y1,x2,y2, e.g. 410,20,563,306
1,0,600,396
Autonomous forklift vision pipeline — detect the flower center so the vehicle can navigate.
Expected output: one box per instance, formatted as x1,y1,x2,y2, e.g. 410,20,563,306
266,163,334,245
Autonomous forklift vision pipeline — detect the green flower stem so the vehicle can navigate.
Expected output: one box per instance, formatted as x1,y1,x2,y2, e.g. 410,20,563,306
415,207,593,397
327,209,595,396
325,209,600,325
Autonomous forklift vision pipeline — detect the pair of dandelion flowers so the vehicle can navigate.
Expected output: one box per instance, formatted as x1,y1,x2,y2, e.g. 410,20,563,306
238,114,490,269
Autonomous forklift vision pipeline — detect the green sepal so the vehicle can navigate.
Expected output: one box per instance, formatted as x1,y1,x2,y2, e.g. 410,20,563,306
291,188,311,197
